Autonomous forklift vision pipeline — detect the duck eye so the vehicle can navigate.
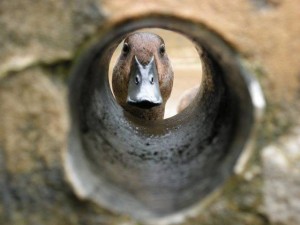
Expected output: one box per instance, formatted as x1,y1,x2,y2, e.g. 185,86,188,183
150,76,154,84
122,43,130,55
159,44,165,55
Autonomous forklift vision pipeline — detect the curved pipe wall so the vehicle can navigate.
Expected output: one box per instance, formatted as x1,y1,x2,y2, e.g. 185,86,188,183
65,15,265,222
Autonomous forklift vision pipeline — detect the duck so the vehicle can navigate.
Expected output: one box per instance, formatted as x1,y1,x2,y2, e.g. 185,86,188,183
112,32,174,120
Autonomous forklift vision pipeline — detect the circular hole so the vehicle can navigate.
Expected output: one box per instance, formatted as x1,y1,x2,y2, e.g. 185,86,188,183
66,15,265,223
108,28,202,119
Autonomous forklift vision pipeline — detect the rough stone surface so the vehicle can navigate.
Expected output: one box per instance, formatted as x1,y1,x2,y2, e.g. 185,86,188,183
0,68,68,174
0,0,73,75
262,127,300,225
72,0,106,46
0,0,106,76
0,68,68,224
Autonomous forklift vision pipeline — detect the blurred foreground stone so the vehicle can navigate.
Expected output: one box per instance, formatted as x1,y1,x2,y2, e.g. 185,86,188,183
262,128,300,225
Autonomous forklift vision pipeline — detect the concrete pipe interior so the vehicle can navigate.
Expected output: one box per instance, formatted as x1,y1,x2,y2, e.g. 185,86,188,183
66,15,265,222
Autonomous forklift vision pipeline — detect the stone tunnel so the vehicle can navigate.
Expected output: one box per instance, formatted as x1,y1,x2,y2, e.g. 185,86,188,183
0,1,299,225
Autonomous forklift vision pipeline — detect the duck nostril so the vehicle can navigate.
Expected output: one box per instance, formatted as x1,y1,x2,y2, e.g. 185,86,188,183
135,76,140,85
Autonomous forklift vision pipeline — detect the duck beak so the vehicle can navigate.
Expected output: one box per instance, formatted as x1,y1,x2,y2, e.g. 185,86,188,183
127,56,163,109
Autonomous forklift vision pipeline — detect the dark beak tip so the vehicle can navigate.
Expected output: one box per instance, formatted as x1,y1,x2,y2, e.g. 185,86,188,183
127,99,162,109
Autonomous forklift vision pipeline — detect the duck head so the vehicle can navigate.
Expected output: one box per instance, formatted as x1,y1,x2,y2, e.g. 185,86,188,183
112,32,174,120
